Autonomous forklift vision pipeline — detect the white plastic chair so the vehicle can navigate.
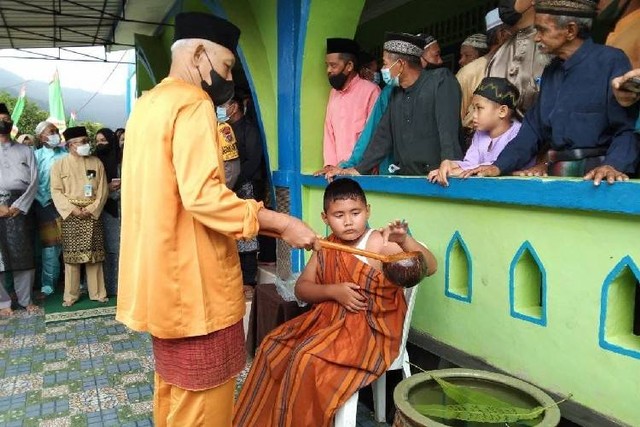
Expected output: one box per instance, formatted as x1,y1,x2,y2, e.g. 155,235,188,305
334,286,418,426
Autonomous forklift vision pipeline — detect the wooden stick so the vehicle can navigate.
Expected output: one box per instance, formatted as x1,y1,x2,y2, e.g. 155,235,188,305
260,230,392,262
315,239,391,262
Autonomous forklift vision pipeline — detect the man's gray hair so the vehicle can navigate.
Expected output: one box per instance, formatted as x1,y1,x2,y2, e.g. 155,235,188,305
170,39,193,53
553,15,593,39
35,121,54,137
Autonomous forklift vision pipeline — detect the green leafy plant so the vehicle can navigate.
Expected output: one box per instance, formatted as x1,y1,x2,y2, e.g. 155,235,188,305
431,376,516,407
414,403,544,423
413,376,569,425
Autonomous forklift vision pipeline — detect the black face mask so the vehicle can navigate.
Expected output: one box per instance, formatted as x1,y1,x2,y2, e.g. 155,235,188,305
498,0,522,27
95,144,111,154
0,120,13,135
328,64,350,90
423,62,445,70
592,0,631,44
199,52,235,106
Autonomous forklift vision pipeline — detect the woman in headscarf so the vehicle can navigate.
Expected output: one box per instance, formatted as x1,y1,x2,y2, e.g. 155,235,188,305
95,128,121,296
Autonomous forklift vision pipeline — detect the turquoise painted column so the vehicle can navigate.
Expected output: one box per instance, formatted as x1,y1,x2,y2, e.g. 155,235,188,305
271,0,310,274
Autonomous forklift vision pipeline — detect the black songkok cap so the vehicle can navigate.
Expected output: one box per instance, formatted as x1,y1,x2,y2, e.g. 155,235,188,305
63,126,88,141
173,12,241,52
0,103,10,116
416,33,438,49
534,0,598,17
474,77,520,111
326,38,360,56
383,32,425,57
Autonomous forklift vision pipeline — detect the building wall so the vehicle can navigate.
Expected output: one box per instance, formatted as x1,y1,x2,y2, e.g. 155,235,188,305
356,0,497,51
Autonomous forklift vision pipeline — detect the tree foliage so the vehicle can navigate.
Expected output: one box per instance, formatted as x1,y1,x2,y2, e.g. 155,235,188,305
0,91,104,140
0,91,47,136
80,121,105,141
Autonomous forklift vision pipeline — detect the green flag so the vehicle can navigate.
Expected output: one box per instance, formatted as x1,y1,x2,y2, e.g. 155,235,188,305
68,111,77,127
48,70,67,134
10,85,26,138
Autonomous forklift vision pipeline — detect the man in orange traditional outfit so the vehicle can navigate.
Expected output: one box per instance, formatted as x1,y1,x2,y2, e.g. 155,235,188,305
116,12,318,427
234,178,437,426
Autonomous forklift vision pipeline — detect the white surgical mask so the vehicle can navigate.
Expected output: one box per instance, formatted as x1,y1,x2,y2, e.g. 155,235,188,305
47,134,61,147
216,106,230,123
76,143,91,157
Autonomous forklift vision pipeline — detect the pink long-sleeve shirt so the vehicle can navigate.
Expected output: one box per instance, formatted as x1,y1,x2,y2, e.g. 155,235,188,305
323,74,380,166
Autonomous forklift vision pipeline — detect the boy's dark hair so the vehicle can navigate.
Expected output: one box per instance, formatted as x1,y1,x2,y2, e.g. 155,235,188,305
323,178,367,211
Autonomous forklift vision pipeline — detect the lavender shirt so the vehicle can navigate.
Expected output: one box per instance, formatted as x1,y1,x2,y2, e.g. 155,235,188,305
456,121,522,170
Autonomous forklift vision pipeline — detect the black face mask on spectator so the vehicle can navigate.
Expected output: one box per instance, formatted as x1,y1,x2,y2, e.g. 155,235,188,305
498,0,522,26
328,64,350,90
423,62,445,70
591,0,631,43
95,144,111,154
0,120,13,135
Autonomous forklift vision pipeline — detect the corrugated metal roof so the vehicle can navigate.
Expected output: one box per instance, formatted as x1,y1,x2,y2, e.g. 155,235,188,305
0,0,171,50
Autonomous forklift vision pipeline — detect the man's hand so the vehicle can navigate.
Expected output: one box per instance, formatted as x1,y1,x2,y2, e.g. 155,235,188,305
279,217,319,251
584,165,629,186
313,165,340,179
80,208,93,219
108,181,121,192
611,69,640,107
0,205,10,217
379,219,409,246
71,207,84,217
324,167,360,182
330,282,367,313
459,165,501,178
427,160,460,187
512,162,548,177
8,207,21,218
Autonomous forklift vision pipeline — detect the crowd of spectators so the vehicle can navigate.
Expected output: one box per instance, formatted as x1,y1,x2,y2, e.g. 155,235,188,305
317,0,640,186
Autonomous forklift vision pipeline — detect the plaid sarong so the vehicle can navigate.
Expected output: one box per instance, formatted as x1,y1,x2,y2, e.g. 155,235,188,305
152,321,245,391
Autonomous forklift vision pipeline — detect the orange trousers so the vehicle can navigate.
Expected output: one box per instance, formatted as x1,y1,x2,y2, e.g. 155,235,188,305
153,372,235,427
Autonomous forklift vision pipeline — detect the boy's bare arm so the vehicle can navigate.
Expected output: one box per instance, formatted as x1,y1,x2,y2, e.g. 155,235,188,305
377,220,438,276
295,253,367,312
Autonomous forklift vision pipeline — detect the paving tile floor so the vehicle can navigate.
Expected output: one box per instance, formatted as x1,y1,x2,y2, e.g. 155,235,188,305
0,309,387,426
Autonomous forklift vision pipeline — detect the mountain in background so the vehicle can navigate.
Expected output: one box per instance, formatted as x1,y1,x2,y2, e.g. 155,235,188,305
0,67,127,129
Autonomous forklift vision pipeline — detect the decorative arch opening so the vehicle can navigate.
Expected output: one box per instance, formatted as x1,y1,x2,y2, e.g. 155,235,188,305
599,256,640,360
445,231,472,303
509,241,546,326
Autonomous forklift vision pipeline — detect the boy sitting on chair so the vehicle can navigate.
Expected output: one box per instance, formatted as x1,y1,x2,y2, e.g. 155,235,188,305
234,178,436,427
